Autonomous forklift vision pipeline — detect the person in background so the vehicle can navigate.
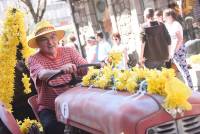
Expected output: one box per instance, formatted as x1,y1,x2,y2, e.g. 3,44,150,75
139,8,171,70
168,2,184,23
111,32,128,69
85,36,98,63
95,31,111,62
154,9,164,23
164,8,193,88
27,20,88,134
185,16,196,40
68,34,79,51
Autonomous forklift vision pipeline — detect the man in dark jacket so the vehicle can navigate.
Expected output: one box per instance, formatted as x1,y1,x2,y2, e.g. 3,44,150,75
139,8,171,70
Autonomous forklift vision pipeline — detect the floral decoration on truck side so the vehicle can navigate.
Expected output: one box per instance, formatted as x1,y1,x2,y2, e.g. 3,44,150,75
82,51,192,117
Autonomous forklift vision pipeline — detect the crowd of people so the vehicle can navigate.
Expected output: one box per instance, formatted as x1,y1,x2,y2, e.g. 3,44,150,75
80,8,193,89
140,8,192,88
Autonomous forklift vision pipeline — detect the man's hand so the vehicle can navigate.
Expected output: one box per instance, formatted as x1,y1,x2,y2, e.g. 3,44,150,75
61,63,77,74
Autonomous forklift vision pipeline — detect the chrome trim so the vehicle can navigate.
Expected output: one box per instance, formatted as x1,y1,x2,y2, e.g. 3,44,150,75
146,115,200,134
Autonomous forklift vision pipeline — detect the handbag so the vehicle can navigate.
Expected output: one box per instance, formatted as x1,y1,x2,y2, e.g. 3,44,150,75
165,59,179,72
127,50,139,68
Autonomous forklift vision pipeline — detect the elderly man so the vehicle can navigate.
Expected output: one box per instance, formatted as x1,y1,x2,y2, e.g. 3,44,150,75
28,20,88,134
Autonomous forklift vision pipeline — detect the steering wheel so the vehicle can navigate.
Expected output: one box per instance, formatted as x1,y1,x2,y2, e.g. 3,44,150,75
46,63,101,88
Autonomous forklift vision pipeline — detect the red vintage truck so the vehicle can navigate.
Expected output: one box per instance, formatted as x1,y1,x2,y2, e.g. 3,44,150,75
55,86,200,134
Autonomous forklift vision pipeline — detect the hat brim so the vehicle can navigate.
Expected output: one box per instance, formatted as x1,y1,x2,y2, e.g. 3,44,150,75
28,29,65,48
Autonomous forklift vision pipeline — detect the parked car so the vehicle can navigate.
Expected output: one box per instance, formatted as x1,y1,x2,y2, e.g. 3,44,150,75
185,39,200,90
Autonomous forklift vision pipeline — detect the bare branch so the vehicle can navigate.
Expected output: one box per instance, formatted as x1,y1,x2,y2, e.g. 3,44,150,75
20,0,37,23
36,0,41,22
38,0,47,21
20,0,47,23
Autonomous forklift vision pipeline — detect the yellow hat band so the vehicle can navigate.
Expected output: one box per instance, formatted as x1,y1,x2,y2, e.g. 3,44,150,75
35,27,55,36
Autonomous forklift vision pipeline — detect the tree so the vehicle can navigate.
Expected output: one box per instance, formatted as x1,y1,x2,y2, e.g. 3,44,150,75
20,0,47,23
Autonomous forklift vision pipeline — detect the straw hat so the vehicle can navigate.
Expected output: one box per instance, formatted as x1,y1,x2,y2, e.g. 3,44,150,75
28,20,65,48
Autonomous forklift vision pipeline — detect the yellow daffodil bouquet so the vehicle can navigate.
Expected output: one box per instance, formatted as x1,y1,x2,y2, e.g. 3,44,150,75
82,65,115,89
82,67,100,86
82,65,192,117
18,118,43,134
82,49,192,117
145,68,192,117
107,51,123,67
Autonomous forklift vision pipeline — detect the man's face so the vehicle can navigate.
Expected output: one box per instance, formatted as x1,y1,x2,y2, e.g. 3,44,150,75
36,32,58,55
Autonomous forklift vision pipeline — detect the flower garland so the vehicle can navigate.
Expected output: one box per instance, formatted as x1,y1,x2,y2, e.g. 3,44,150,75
82,52,192,117
22,73,32,94
0,7,34,110
18,118,43,134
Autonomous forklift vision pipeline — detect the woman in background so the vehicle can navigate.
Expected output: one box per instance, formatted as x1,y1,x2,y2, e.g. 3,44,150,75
85,36,98,63
164,8,193,89
68,34,79,51
111,32,128,69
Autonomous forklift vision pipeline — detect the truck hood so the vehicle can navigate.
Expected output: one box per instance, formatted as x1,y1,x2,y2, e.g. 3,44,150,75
55,87,200,134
